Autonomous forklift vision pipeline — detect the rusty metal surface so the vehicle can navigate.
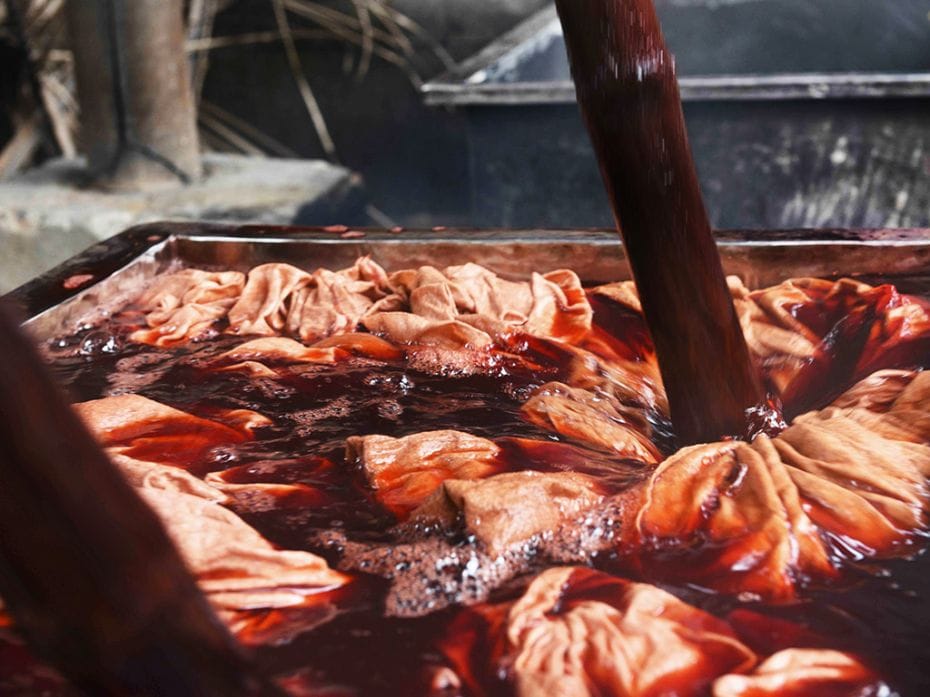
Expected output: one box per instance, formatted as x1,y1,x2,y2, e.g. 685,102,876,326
66,0,202,189
8,222,930,339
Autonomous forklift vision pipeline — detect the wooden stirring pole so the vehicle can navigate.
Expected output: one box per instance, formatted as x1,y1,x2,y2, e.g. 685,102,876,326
554,0,769,444
0,305,271,696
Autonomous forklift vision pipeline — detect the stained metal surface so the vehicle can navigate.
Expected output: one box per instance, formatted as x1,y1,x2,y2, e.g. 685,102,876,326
422,2,930,230
8,222,930,339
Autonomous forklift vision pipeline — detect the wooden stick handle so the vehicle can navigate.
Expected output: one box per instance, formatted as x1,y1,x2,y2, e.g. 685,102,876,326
554,0,769,443
0,303,270,695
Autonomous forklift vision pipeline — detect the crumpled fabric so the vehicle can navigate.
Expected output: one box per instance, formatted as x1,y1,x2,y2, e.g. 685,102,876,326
337,369,930,618
212,337,342,377
553,337,668,427
130,259,594,350
411,471,603,555
346,430,503,519
443,567,879,697
619,369,930,600
130,268,245,346
107,454,348,617
285,261,401,341
712,648,880,697
213,334,405,377
522,382,660,462
362,263,592,347
139,481,346,612
391,264,590,333
227,259,398,341
594,276,930,413
74,394,271,472
227,263,312,337
111,451,225,502
733,277,930,402
218,336,342,363
361,312,496,350
451,566,757,697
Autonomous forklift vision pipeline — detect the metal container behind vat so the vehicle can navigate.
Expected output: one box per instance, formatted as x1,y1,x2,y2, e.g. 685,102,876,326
423,1,930,230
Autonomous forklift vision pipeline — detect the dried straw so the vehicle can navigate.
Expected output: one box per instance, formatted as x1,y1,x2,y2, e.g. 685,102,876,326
1,0,450,176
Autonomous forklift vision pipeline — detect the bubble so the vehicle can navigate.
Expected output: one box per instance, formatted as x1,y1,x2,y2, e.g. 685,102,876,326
207,446,239,465
79,330,121,356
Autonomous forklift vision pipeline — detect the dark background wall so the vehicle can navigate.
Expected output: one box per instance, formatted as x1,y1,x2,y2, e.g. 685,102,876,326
201,0,548,226
200,0,930,230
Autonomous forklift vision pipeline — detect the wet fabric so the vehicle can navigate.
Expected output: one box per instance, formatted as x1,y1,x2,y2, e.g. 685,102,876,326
442,567,880,697
620,370,930,600
371,263,592,345
411,471,604,555
107,453,347,618
522,382,660,462
108,263,930,697
130,268,245,346
74,394,271,472
126,260,395,346
346,430,503,519
712,649,880,697
227,259,398,341
131,259,594,349
593,276,930,411
449,566,756,697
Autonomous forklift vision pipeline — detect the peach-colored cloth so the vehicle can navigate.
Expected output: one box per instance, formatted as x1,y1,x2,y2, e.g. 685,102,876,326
522,382,660,462
111,452,225,502
74,394,271,472
561,341,668,423
361,312,496,349
412,471,603,555
286,260,399,341
227,258,398,341
213,334,406,377
728,277,840,394
130,268,245,346
219,336,341,363
442,567,878,697
621,369,930,600
712,649,879,697
594,276,930,407
310,332,405,361
213,337,341,376
363,263,592,346
346,430,502,519
130,259,593,349
108,454,347,616
502,567,756,697
593,279,641,313
228,262,312,337
732,276,929,391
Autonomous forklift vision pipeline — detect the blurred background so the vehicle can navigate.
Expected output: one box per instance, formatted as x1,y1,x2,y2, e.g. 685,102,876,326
2,0,930,291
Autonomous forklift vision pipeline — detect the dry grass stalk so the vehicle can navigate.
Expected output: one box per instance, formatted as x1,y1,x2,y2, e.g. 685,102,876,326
1,0,451,173
272,0,340,161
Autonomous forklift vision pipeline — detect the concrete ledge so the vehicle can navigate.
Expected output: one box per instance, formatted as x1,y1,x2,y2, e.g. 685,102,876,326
0,153,364,293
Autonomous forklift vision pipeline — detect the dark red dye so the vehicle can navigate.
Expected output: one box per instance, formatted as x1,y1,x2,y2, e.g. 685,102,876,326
19,278,930,696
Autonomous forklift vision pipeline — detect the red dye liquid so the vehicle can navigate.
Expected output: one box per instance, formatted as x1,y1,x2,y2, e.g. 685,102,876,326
16,276,930,696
